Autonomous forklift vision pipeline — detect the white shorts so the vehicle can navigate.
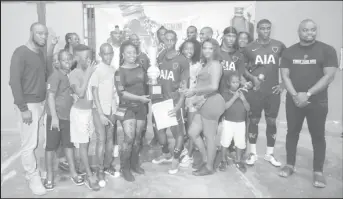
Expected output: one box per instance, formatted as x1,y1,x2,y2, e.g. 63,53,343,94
70,106,94,147
220,120,246,149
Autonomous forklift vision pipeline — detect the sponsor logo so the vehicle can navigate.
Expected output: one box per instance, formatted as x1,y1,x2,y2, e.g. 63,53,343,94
255,55,276,65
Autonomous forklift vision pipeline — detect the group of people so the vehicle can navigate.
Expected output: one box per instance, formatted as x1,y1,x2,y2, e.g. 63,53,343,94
9,17,338,196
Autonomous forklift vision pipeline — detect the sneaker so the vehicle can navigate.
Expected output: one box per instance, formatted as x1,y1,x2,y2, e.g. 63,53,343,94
58,161,69,172
113,145,119,158
168,158,180,174
180,155,193,168
70,175,85,186
28,175,47,196
104,167,120,178
85,175,101,191
246,153,258,166
97,170,106,188
152,153,173,164
218,160,229,171
180,148,188,158
264,154,282,167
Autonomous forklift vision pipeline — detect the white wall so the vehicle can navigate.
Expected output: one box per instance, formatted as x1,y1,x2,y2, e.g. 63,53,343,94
255,1,343,123
1,2,38,131
46,2,84,53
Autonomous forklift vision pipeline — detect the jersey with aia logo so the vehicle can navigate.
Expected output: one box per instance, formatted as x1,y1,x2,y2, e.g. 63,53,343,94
158,53,189,100
218,49,245,92
244,39,286,93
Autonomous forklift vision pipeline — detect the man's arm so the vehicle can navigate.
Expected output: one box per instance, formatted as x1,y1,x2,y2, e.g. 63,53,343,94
9,49,27,112
174,59,190,109
308,46,338,95
280,54,298,96
47,73,60,120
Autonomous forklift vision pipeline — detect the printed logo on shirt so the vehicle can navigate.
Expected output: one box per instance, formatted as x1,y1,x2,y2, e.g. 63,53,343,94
159,69,175,81
255,55,276,65
292,56,317,65
173,62,179,70
221,60,236,71
272,47,279,53
140,59,145,65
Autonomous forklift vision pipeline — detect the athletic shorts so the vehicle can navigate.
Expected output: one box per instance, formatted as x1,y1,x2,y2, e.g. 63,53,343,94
246,90,281,119
199,93,225,121
70,106,94,147
124,104,148,121
221,120,246,149
45,115,74,151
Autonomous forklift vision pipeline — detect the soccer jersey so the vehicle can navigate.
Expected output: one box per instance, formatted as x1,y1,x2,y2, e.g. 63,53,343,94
46,70,73,120
244,39,286,93
157,52,190,101
280,41,338,102
218,49,246,93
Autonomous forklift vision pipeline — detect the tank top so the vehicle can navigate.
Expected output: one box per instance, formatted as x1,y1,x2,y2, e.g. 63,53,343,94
196,63,212,93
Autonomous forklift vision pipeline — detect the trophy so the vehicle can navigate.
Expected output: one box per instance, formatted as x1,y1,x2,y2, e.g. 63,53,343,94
147,35,163,100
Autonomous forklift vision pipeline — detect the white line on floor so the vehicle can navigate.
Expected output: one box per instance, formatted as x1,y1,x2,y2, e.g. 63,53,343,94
1,151,22,174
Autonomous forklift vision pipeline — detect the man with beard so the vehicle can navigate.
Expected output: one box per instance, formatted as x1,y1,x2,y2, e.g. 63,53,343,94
9,22,49,195
199,27,219,47
244,19,286,167
279,19,337,188
151,30,189,175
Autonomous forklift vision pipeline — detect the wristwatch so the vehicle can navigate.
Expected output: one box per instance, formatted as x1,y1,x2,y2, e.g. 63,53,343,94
306,91,312,97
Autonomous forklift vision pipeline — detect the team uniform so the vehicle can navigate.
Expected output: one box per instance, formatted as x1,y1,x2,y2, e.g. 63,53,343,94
280,41,338,173
45,70,74,151
115,65,149,121
220,90,247,150
244,39,286,145
69,68,94,146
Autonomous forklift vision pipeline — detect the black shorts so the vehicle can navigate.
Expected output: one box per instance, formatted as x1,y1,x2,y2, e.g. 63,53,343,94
124,104,148,121
246,90,281,119
45,115,74,151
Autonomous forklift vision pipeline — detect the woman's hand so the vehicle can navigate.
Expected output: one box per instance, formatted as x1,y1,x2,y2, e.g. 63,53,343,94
184,88,196,98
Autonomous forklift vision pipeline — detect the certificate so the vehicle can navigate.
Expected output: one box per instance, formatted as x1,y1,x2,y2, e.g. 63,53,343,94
151,99,178,130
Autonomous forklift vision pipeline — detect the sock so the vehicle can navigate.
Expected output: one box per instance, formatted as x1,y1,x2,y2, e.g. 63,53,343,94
266,147,274,155
250,144,257,155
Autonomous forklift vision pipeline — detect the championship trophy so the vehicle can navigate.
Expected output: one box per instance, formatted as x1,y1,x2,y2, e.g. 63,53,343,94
147,36,163,100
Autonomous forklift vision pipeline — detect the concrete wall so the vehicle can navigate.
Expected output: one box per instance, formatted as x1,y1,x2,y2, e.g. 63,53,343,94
1,2,38,132
255,1,343,123
45,2,84,53
1,1,342,131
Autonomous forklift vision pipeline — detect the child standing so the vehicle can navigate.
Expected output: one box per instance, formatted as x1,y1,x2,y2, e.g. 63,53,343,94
219,72,250,173
44,50,85,190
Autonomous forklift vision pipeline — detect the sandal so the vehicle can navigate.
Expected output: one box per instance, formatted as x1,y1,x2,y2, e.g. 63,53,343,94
70,175,85,186
43,179,55,191
313,172,326,188
278,165,295,178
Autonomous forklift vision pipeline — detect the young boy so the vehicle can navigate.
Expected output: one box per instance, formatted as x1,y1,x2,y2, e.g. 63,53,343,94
69,44,100,191
89,43,120,187
219,72,250,173
44,50,85,190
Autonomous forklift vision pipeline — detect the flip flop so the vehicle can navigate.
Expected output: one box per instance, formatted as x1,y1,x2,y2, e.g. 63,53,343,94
279,165,295,178
313,172,326,188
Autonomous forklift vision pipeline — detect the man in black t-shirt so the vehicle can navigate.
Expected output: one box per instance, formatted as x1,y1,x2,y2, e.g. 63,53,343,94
279,19,338,189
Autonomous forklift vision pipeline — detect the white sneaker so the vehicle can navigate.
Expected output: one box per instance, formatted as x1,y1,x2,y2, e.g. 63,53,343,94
246,153,258,165
28,175,46,196
264,154,282,167
152,153,173,164
168,158,179,174
180,155,193,168
180,148,188,158
113,145,119,158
